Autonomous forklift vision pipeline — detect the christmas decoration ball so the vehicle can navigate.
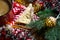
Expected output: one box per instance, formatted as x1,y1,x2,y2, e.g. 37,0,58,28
45,16,56,27
33,3,41,13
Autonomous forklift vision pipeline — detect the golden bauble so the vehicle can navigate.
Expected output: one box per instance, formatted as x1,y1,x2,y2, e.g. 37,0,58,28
33,2,41,13
45,16,56,27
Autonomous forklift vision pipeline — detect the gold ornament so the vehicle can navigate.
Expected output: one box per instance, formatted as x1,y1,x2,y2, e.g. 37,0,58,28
45,16,56,27
33,2,41,13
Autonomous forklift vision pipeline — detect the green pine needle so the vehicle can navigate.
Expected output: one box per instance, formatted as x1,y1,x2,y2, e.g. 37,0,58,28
26,9,60,40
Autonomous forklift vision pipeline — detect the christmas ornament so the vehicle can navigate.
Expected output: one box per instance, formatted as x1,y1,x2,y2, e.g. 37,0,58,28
12,2,26,15
45,13,60,27
33,2,41,13
45,16,56,27
33,0,44,13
